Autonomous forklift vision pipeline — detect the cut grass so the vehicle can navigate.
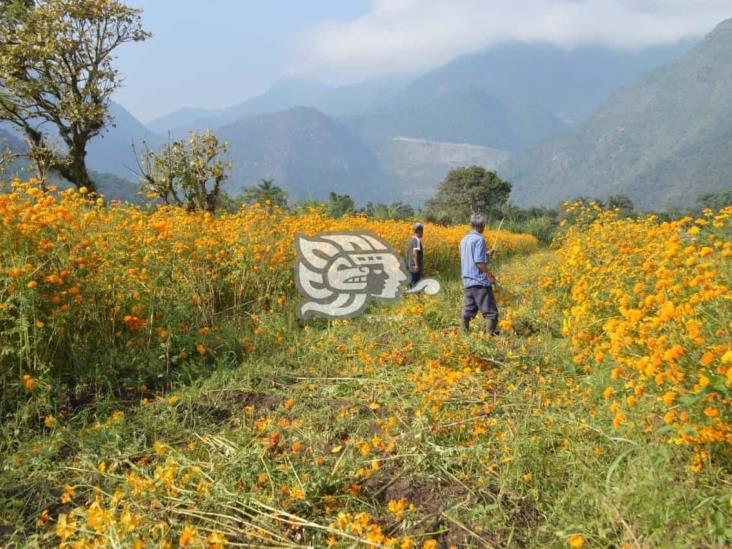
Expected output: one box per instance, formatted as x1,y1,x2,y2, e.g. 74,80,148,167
1,251,730,547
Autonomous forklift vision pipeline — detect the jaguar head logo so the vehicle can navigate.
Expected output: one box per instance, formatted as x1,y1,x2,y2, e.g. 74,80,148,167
294,232,408,320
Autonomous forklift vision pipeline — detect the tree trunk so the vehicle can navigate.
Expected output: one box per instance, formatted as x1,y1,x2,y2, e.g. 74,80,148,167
55,144,97,194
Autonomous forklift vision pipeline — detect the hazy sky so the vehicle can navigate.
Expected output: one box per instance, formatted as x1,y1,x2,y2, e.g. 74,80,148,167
114,0,732,122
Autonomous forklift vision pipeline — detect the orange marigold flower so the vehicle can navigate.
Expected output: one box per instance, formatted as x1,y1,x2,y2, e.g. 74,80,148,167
22,374,37,391
704,407,719,419
567,534,585,548
179,524,198,547
612,413,627,429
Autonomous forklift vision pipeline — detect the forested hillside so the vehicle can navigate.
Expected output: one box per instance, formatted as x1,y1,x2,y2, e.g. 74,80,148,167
507,19,732,210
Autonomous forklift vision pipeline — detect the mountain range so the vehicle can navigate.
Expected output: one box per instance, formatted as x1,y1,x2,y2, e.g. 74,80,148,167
507,19,732,210
4,22,731,210
138,38,700,207
216,107,388,203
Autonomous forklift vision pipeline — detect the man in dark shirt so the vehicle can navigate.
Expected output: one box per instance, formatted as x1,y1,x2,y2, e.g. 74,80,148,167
406,223,424,287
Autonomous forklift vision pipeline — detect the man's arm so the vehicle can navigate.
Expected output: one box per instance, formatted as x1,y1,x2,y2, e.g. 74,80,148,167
475,239,495,284
476,262,496,284
410,237,421,273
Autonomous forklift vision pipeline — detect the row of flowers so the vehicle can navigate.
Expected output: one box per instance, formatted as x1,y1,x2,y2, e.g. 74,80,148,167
1,179,537,413
542,202,732,461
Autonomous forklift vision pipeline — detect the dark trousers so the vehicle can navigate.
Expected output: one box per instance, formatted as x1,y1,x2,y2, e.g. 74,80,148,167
410,271,422,287
462,285,499,321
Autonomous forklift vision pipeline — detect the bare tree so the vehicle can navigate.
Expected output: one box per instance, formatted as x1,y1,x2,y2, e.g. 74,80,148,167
137,132,231,213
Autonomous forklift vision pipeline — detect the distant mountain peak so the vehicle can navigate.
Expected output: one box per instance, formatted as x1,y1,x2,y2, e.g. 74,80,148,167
506,18,732,210
214,107,388,203
711,17,732,31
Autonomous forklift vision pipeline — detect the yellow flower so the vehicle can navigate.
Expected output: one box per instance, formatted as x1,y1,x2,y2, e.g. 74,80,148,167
60,484,75,504
207,531,228,547
55,513,76,539
179,524,199,547
612,413,627,429
567,534,585,548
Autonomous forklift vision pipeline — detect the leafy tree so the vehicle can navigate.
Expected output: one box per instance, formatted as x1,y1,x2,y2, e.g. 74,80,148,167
0,144,17,176
0,0,149,192
604,194,634,212
696,188,732,210
364,201,415,221
137,132,231,213
288,199,326,216
240,179,288,209
327,192,355,218
425,166,512,225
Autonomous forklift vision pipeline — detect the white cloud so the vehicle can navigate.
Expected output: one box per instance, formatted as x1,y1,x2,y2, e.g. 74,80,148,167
295,0,732,79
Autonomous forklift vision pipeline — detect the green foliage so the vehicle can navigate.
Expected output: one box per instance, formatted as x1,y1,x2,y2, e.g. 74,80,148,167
0,0,149,192
90,171,140,203
1,253,728,546
697,187,732,210
502,216,559,246
0,145,15,177
603,194,634,212
240,179,289,210
137,132,231,212
326,191,355,218
507,20,732,211
425,166,512,224
363,201,415,220
290,199,326,215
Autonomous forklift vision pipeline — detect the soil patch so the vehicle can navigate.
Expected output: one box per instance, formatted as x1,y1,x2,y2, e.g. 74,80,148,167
212,390,284,416
365,475,469,515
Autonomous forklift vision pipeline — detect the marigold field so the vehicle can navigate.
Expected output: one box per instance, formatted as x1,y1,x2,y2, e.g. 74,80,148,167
1,180,731,548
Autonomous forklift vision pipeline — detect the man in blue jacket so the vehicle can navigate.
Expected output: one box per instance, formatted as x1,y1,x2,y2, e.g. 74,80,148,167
459,213,499,335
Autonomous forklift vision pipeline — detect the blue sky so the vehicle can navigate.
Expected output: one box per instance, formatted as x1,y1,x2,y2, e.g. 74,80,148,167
114,1,732,122
115,1,370,121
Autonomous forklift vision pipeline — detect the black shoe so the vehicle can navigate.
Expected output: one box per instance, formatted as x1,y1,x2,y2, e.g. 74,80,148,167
486,318,500,336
